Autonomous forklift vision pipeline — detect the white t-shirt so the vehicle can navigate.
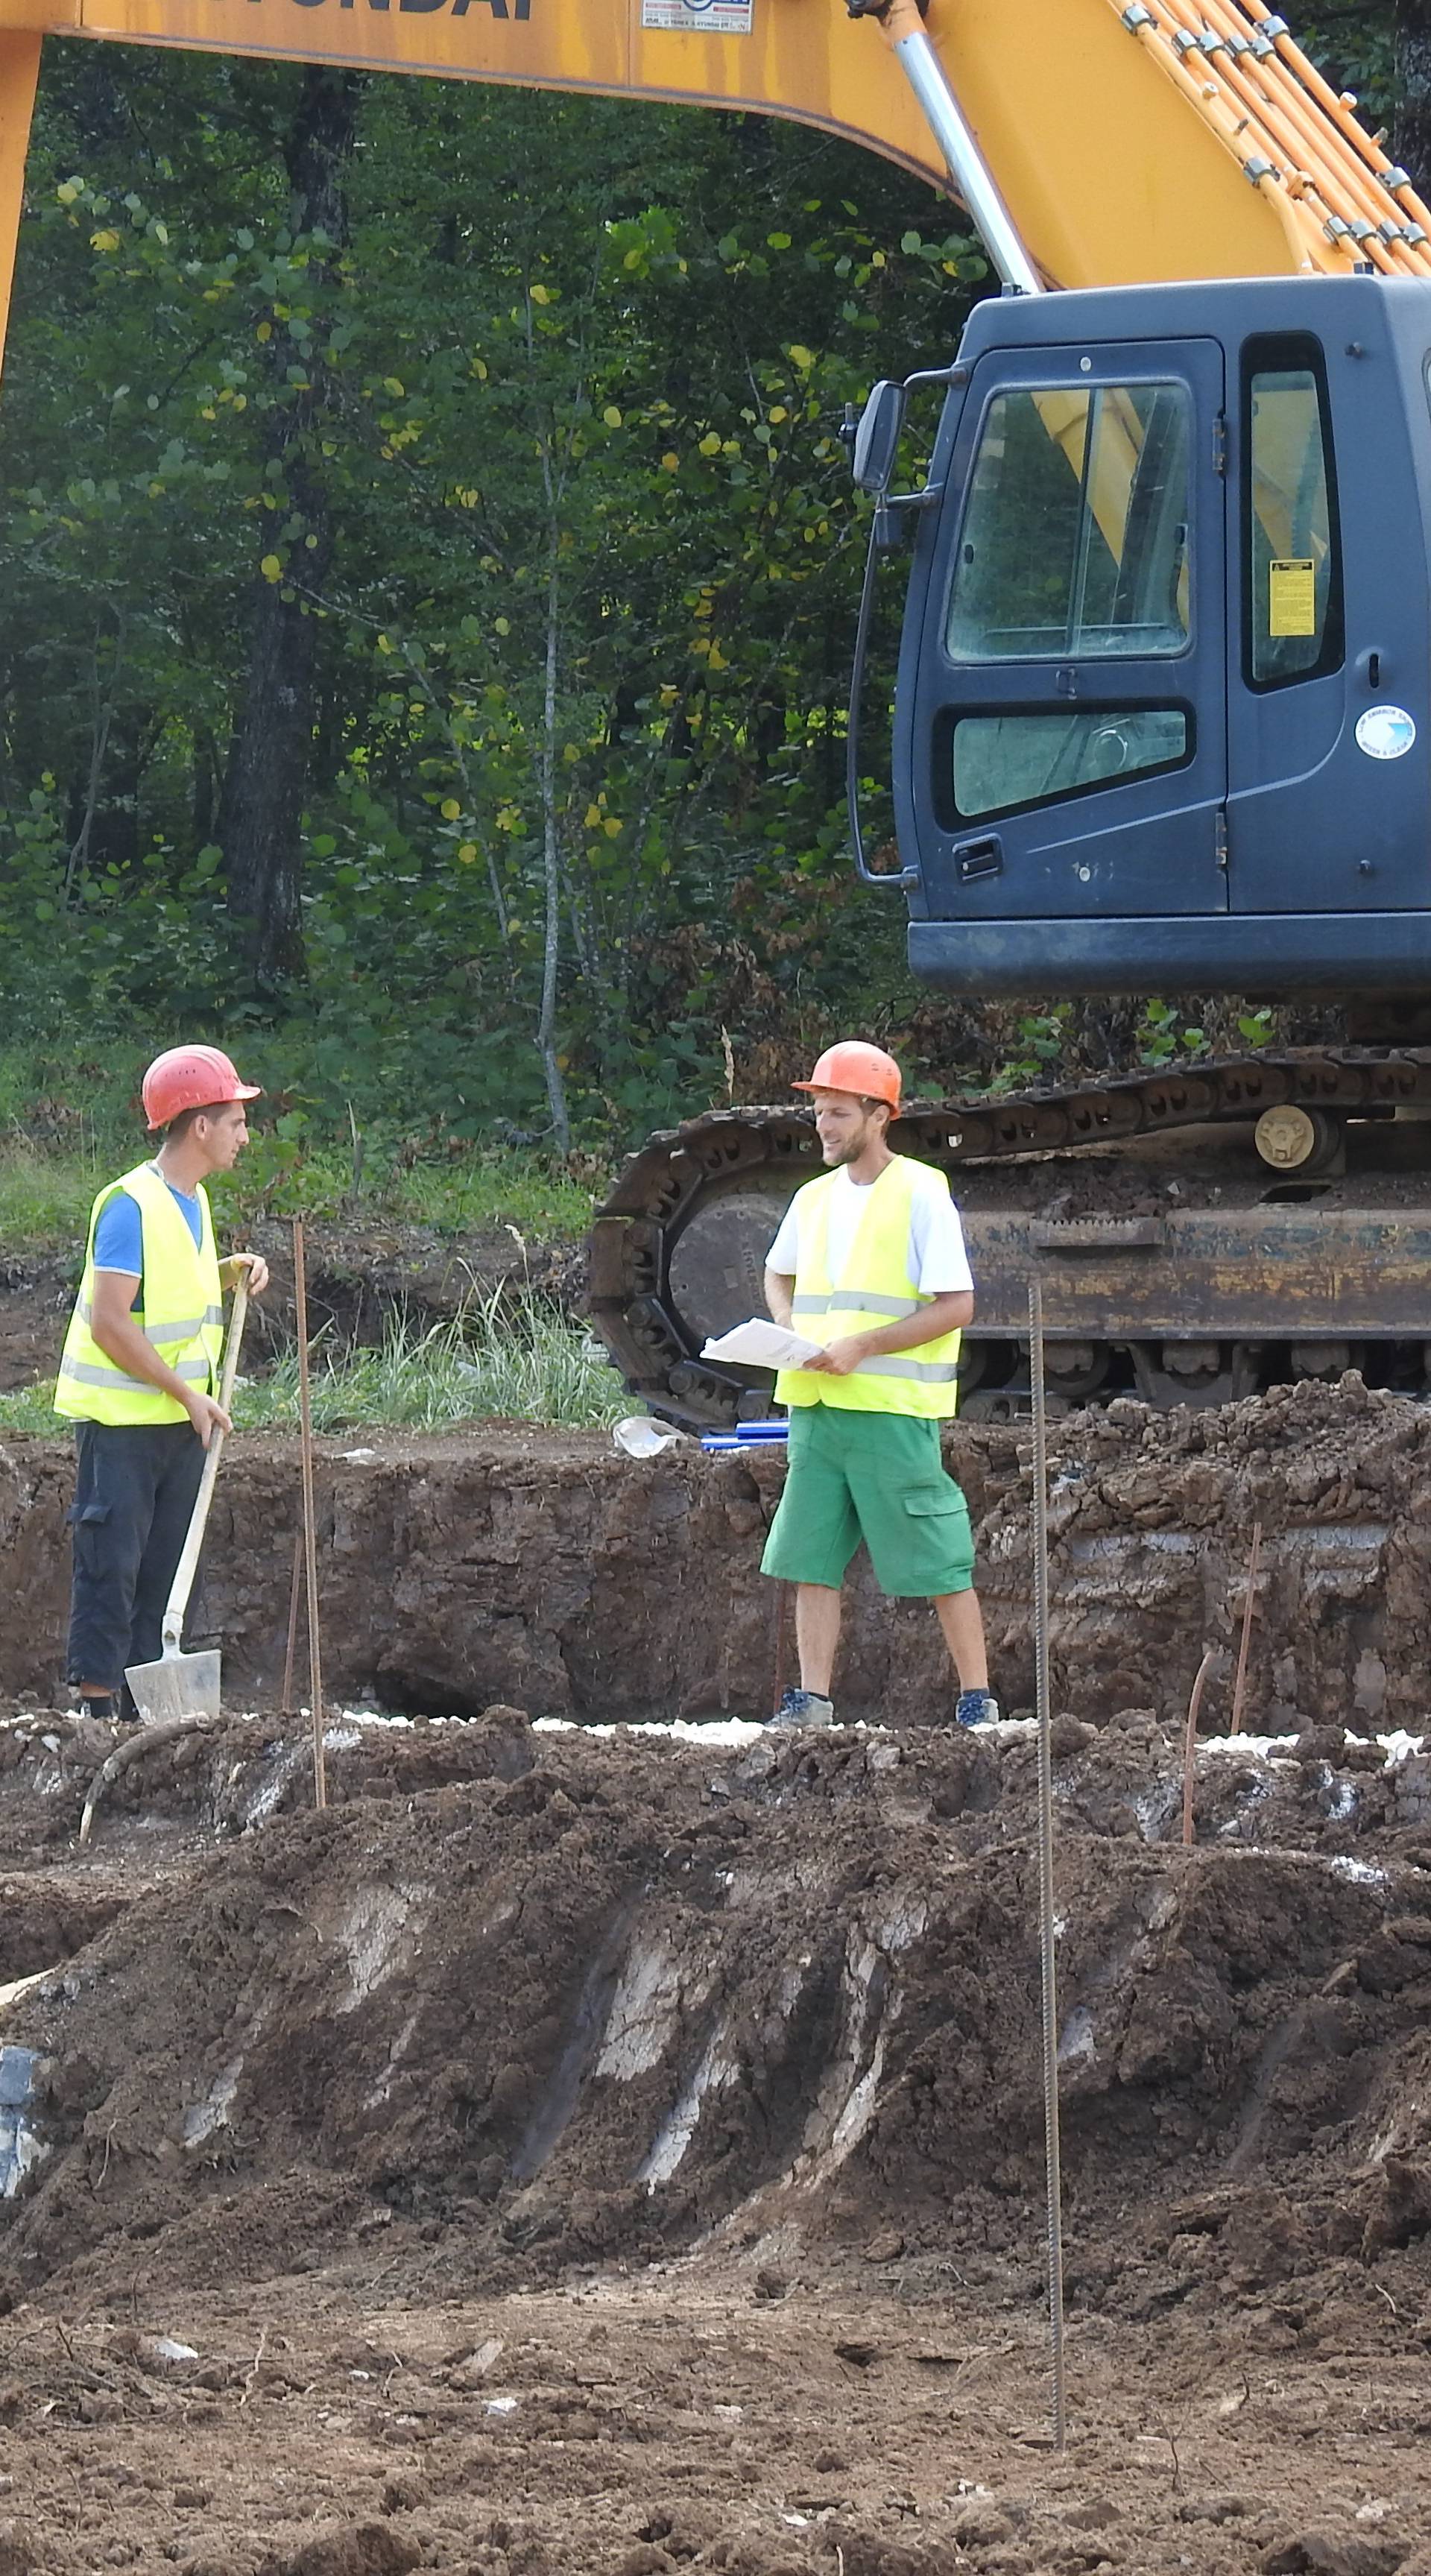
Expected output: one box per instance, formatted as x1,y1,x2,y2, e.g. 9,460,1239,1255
765,1159,973,1296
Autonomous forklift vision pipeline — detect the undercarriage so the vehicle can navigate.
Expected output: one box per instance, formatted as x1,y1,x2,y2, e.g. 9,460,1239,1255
589,1048,1431,1427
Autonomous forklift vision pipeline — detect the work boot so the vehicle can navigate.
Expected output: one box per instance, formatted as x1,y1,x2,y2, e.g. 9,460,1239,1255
75,1691,118,1726
955,1690,1000,1730
768,1687,835,1730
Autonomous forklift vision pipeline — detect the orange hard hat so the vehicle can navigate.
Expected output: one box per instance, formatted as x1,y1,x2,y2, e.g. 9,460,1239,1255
794,1041,902,1110
142,1044,262,1131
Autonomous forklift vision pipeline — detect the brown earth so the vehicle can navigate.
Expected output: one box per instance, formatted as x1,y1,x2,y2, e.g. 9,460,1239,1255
4,1376,1431,1729
4,1386,1431,2570
0,1220,584,1392
2,1707,1431,2571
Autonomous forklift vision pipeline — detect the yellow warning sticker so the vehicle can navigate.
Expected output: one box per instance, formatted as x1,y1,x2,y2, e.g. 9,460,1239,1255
1269,558,1317,638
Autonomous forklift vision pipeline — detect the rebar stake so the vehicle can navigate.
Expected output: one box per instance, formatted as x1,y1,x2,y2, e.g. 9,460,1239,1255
281,1528,303,1719
1181,1647,1217,1848
1228,1522,1263,1738
1028,1276,1066,2453
292,1218,326,1811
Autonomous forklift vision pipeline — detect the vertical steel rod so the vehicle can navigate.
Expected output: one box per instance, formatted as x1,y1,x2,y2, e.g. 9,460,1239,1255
1181,1648,1217,1848
1029,1276,1066,2453
292,1219,327,1811
280,1529,304,1720
1228,1521,1263,1738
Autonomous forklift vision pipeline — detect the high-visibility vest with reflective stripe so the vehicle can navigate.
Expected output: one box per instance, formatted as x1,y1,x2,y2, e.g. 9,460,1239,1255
774,1155,963,1419
54,1162,224,1426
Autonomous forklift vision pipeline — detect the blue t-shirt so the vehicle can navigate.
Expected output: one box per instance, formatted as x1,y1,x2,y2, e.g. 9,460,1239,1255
93,1174,204,1311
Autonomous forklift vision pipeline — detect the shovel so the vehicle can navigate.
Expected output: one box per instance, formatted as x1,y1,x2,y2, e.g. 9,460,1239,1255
124,1273,249,1728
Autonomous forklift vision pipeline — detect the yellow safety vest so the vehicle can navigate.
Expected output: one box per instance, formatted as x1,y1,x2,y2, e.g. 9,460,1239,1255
54,1161,224,1427
774,1155,964,1420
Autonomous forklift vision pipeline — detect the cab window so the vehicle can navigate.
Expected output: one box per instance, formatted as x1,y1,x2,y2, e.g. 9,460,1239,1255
946,382,1192,663
1245,338,1342,689
950,707,1191,822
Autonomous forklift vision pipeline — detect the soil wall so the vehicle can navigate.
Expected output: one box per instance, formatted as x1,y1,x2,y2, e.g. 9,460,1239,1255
6,1708,1431,2316
6,1708,1431,2574
4,1376,1431,1729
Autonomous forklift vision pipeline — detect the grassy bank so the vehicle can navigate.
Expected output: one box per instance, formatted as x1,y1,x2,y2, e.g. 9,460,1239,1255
0,1133,600,1253
0,1305,625,1436
0,1041,604,1251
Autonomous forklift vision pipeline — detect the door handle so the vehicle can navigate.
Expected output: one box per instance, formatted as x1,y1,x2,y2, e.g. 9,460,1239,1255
955,835,1003,884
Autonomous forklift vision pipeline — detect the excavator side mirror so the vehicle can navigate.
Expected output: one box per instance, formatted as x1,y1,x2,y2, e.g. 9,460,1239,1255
850,379,905,493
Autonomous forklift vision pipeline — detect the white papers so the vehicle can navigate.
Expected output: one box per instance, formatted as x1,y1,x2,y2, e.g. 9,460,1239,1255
701,1318,821,1370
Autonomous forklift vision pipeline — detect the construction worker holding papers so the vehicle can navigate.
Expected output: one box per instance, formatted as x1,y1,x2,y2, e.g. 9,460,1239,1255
759,1041,997,1731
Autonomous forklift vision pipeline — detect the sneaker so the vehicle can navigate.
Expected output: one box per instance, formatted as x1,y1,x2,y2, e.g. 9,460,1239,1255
768,1687,835,1730
955,1690,1000,1730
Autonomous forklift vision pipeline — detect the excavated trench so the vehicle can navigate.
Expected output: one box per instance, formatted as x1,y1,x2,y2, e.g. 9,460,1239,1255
4,1380,1431,2574
2,1374,1431,1729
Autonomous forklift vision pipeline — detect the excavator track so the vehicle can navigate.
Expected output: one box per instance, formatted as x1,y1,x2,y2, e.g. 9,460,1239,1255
589,1048,1431,1427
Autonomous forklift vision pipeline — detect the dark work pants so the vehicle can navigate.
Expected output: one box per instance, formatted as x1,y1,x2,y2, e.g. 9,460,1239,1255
66,1421,207,1706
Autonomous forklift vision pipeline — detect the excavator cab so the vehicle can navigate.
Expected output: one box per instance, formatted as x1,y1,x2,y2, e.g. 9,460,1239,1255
868,274,1431,1001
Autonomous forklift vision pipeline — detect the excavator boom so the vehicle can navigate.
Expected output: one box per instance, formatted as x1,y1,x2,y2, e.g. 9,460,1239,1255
0,1,1424,379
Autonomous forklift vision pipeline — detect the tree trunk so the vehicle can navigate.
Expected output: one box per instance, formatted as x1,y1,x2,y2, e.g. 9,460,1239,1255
536,546,573,1155
1396,0,1431,189
219,66,360,988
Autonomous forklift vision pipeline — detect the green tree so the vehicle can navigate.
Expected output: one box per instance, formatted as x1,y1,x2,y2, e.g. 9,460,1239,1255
0,51,985,1136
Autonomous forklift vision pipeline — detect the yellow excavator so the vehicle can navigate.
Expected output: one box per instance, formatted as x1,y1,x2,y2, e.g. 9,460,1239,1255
0,0,1426,1420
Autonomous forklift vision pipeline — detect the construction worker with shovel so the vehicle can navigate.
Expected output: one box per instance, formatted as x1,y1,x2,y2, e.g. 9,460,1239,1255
54,1044,269,1725
761,1041,998,1731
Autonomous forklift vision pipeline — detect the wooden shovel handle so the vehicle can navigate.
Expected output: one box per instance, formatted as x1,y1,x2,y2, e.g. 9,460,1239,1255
160,1272,249,1648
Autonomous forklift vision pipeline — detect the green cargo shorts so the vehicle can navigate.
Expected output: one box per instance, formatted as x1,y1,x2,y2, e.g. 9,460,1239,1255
759,1404,976,1598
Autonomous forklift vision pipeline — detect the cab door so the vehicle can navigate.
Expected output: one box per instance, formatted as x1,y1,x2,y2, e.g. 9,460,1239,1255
1227,328,1430,915
900,337,1229,923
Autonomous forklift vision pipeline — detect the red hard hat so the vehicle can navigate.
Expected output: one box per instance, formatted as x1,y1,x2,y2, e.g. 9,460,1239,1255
794,1041,903,1111
142,1044,262,1131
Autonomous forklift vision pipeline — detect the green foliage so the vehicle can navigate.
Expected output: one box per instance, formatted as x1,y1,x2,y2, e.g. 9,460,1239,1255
0,1383,60,1432
0,54,986,1146
0,1039,598,1242
0,29,1375,1155
1236,1008,1276,1051
236,1302,622,1431
1137,1000,1211,1069
995,1008,1073,1090
216,1130,598,1236
0,1300,624,1433
1300,5,1396,122
0,1142,106,1243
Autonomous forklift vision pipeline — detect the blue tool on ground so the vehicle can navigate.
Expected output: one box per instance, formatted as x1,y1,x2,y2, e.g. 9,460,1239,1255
701,1421,790,1453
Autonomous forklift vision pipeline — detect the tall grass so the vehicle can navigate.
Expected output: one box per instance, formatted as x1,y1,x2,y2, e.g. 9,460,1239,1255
0,1140,107,1244
0,1132,599,1250
243,1303,623,1433
0,1301,625,1436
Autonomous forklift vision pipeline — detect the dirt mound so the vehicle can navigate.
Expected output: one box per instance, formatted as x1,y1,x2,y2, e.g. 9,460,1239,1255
5,1707,1431,2570
6,1712,1431,2336
0,1868,127,1982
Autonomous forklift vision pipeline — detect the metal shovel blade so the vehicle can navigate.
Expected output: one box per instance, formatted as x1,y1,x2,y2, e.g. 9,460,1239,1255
123,1644,221,1729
